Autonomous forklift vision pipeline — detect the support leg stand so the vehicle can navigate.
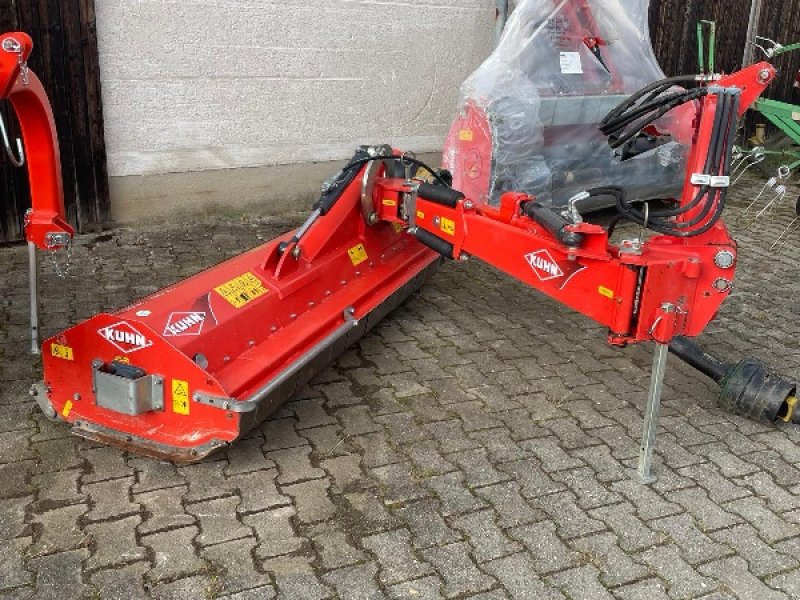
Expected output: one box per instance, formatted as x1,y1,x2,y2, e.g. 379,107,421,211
634,342,669,484
28,241,40,355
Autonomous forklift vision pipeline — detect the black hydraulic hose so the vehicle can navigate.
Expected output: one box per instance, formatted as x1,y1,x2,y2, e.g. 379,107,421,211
668,336,729,383
600,89,700,135
602,89,708,139
602,75,701,127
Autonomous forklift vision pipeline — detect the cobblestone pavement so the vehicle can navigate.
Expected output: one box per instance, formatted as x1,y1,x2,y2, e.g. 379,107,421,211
1,177,800,599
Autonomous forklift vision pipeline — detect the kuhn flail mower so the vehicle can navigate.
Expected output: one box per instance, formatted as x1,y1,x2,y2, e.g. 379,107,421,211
4,0,798,482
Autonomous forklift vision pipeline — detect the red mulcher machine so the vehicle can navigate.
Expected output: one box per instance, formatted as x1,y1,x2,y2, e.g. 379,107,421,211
3,0,797,483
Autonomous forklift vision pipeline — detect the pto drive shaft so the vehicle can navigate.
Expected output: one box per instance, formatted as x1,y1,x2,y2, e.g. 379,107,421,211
668,336,798,423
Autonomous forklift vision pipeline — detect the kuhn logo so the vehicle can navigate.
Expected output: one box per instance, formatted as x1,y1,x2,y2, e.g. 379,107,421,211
525,250,564,281
98,322,153,353
163,312,206,337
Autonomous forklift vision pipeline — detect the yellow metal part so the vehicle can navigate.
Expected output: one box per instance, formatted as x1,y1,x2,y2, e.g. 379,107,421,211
780,396,798,423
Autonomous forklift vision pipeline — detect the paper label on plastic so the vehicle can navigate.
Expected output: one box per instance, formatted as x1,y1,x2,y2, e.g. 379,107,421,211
792,111,800,121
559,52,583,74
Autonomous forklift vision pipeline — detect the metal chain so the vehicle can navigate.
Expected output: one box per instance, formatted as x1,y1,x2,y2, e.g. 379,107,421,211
47,238,73,278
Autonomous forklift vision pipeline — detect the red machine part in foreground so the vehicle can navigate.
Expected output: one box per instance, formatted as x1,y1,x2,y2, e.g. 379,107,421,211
32,60,778,461
0,32,72,249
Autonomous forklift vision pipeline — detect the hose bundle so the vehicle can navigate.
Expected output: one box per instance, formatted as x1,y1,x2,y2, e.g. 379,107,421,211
600,77,740,238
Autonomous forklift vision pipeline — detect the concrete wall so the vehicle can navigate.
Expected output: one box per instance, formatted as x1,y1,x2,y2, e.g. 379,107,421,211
94,0,494,221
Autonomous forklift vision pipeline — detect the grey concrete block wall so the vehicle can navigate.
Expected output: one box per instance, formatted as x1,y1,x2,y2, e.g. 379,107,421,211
95,0,494,220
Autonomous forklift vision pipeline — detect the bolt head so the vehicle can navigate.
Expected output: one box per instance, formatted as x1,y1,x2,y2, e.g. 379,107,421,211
714,250,736,269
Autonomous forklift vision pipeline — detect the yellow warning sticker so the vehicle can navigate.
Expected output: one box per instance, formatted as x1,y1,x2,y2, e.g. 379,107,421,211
172,379,190,416
348,243,368,266
459,129,474,141
416,210,425,220
392,223,405,233
214,272,268,309
62,400,73,418
415,167,434,183
51,342,74,361
114,356,131,364
598,286,615,299
440,217,456,236
382,199,397,207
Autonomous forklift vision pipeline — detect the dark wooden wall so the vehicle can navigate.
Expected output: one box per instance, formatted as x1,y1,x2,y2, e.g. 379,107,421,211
0,0,109,244
649,0,800,102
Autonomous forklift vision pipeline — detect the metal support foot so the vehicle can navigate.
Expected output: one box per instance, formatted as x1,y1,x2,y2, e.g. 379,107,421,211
634,342,669,484
28,241,40,355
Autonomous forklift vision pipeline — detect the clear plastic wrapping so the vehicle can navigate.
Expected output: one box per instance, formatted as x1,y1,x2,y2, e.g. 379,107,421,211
443,0,690,209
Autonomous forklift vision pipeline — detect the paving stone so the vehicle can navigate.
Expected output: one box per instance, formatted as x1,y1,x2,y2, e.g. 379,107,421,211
403,440,456,477
262,556,333,599
281,478,336,523
28,549,92,600
742,471,800,513
499,459,564,499
0,462,35,500
31,439,82,473
32,469,85,508
590,502,661,552
312,527,367,569
699,556,789,600
666,487,741,532
302,424,350,457
394,499,461,549
0,537,32,590
82,476,140,521
202,537,269,596
451,509,521,563
481,553,565,600
570,444,627,483
345,491,399,534
322,562,384,600
0,497,31,541
129,458,185,494
321,454,364,491
613,579,672,600
228,468,291,515
353,432,403,468
242,506,303,560
376,412,430,444
224,437,275,475
362,528,433,585
547,565,614,600
424,420,481,454
389,575,445,600
676,463,751,505
136,486,196,535
421,542,496,598
766,569,800,599
90,561,150,600
150,575,216,599
371,463,429,506
519,437,583,472
220,584,277,599
711,524,798,577
81,446,134,483
640,544,716,599
473,482,544,528
724,496,798,543
651,514,732,565
262,418,307,451
289,398,338,430
424,473,487,517
569,532,649,587
143,525,209,582
188,495,251,546
510,520,578,573
553,467,622,510
84,515,148,569
533,491,606,539
267,446,325,485
29,503,89,556
178,460,233,503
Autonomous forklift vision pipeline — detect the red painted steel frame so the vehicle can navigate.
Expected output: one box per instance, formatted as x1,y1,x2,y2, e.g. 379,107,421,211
35,53,774,459
0,32,72,249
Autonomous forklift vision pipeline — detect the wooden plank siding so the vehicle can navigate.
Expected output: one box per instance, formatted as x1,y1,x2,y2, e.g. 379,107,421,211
0,0,109,244
650,0,800,103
